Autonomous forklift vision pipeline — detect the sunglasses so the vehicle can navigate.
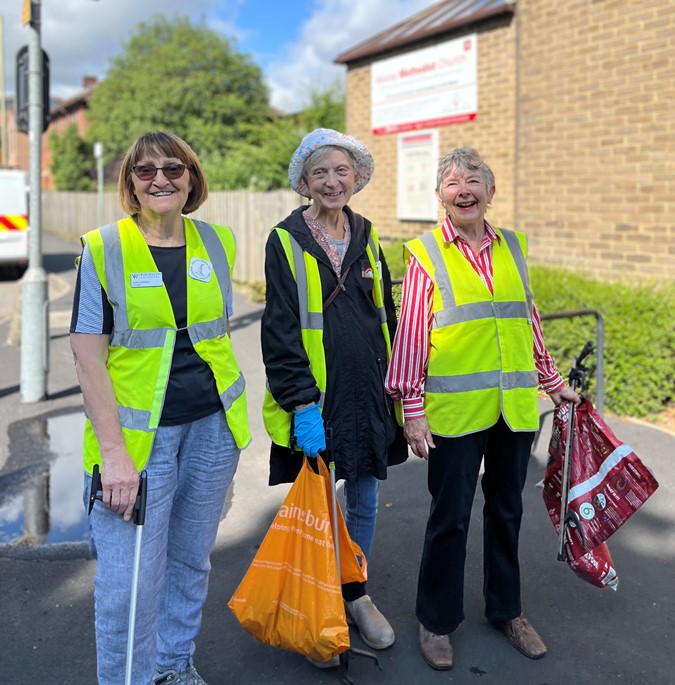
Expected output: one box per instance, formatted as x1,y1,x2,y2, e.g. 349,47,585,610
131,163,187,181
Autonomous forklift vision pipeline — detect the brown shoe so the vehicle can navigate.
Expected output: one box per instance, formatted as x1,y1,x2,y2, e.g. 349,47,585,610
418,624,453,670
492,614,547,659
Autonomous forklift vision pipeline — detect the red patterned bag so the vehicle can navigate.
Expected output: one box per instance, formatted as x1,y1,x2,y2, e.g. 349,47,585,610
543,398,659,588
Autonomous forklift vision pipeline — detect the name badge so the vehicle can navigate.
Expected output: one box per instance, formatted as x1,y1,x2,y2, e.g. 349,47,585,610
130,272,163,288
189,257,213,283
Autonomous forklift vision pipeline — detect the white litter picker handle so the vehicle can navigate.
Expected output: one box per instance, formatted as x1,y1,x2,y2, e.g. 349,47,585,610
125,471,148,685
325,424,341,578
88,465,149,685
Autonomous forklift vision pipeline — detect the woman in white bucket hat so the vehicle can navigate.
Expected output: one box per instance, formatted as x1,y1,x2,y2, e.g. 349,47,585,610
261,128,408,667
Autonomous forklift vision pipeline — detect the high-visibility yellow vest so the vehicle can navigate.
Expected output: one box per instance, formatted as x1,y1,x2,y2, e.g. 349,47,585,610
81,216,250,473
405,226,539,436
262,226,396,448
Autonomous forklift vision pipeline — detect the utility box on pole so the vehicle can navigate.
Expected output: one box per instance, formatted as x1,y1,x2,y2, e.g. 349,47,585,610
16,45,50,135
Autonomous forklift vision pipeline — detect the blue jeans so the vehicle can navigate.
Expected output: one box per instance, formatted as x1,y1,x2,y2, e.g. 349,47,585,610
84,411,240,685
343,474,380,562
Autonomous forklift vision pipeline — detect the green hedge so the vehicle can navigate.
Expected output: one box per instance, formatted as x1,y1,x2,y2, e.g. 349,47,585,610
381,240,674,419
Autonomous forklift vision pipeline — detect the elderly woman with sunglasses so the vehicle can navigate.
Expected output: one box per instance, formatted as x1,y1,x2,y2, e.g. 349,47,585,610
70,131,250,685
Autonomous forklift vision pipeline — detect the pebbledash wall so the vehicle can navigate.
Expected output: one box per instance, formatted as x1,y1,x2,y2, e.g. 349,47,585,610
338,0,675,283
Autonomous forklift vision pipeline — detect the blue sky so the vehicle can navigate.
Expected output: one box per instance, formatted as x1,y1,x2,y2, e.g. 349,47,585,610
232,0,315,70
2,0,432,113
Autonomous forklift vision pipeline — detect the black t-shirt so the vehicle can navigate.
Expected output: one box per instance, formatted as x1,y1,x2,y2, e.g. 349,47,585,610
71,244,222,425
152,246,222,425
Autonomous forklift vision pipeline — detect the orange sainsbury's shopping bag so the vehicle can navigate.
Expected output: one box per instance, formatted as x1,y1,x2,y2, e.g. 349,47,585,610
228,457,367,661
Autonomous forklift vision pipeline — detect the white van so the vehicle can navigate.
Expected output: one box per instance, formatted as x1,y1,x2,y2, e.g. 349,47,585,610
0,169,30,277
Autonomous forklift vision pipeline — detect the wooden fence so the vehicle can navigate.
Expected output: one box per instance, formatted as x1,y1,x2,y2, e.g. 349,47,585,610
42,189,302,284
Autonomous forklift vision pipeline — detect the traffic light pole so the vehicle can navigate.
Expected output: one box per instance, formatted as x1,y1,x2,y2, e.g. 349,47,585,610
21,0,49,403
0,17,8,167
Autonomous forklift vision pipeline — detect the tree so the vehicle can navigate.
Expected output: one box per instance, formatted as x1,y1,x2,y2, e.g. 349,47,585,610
48,124,93,191
85,15,269,163
298,80,345,133
201,118,300,191
202,84,346,191
85,17,345,191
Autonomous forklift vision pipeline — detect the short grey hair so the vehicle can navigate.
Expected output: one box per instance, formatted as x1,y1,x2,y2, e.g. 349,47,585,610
436,147,495,195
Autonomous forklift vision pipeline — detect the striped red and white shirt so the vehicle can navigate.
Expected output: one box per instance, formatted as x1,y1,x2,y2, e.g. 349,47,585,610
385,216,564,419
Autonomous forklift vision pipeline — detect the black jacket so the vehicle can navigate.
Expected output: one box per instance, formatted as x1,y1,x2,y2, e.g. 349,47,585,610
261,205,408,485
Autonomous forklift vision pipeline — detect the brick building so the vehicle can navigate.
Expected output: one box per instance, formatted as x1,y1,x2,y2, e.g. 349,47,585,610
2,76,97,190
335,0,675,283
41,76,98,191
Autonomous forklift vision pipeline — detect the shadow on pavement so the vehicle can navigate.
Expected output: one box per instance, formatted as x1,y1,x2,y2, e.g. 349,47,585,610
0,384,19,399
44,251,80,274
230,309,263,333
48,386,82,401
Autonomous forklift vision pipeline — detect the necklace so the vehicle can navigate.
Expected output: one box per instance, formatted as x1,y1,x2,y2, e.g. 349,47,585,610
134,216,185,247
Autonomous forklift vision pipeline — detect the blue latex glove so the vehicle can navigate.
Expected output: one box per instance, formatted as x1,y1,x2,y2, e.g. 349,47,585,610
292,404,325,457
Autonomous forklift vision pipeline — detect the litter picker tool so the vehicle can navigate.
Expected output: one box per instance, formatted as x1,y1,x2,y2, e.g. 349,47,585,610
557,341,593,561
88,464,148,685
326,424,342,581
324,423,381,684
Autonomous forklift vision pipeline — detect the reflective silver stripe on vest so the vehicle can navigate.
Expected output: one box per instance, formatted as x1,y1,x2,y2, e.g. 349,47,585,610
287,234,324,409
433,300,531,328
118,405,153,432
112,327,171,349
100,222,131,341
188,318,227,345
420,232,456,311
193,220,231,313
367,232,387,325
426,369,538,394
287,233,323,331
220,372,246,412
500,229,533,318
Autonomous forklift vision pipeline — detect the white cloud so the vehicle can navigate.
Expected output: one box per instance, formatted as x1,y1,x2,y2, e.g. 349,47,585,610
3,0,222,98
266,0,432,113
2,0,433,112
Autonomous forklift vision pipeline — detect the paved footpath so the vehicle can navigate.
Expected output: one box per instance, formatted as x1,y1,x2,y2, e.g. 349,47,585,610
0,233,672,685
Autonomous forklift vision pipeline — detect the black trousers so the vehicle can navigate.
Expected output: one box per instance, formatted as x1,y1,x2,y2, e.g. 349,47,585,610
415,416,535,634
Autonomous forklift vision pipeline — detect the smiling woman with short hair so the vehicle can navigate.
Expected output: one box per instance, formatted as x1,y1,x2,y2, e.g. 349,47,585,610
260,128,408,668
386,146,580,671
70,130,250,685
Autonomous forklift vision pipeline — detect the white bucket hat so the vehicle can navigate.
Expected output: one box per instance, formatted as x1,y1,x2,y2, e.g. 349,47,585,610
288,128,374,197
